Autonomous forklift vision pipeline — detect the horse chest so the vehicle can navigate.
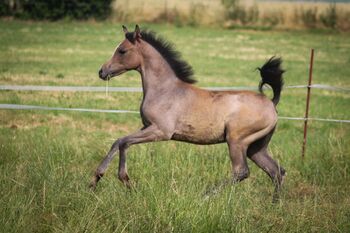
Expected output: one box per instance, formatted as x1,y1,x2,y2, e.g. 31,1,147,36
140,98,171,127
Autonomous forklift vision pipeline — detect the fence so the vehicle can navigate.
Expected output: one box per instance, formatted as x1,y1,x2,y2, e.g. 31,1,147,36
0,84,349,124
0,50,349,156
0,84,349,92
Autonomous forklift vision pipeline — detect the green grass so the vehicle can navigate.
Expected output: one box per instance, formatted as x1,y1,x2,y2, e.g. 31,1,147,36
0,20,349,233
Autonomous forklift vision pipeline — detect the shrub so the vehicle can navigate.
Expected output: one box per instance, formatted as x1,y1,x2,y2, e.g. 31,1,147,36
0,0,11,16
188,3,206,27
221,0,259,25
336,10,350,31
262,11,283,27
300,7,318,28
153,3,206,28
320,3,337,29
15,0,113,20
154,7,183,26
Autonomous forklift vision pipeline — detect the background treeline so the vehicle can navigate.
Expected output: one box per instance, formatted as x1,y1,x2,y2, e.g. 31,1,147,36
0,0,113,20
112,0,350,31
1,0,349,31
221,0,339,29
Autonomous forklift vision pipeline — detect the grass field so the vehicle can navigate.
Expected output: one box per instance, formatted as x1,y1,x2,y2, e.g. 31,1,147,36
0,20,350,232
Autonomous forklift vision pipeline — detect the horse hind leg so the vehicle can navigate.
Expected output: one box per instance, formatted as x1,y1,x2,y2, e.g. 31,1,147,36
247,130,286,202
202,136,249,198
227,140,250,183
249,149,286,202
202,141,248,199
225,123,277,184
202,127,272,198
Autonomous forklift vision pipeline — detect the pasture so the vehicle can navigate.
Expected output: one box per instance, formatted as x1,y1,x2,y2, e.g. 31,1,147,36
0,20,350,232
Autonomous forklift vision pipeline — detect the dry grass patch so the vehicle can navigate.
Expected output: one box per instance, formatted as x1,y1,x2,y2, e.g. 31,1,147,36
112,0,350,30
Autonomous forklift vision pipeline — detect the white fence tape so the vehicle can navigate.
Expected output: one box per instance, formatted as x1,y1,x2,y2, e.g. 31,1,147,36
0,104,139,114
1,84,349,123
1,84,349,92
1,104,349,124
278,116,350,123
0,85,143,92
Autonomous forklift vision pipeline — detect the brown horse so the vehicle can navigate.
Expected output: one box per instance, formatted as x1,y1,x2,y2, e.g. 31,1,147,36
91,25,286,200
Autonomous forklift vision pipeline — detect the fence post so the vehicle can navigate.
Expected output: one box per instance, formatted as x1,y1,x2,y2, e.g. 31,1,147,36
302,49,314,158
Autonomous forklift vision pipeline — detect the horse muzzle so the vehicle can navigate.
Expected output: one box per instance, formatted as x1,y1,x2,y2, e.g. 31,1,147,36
98,68,126,81
98,68,111,81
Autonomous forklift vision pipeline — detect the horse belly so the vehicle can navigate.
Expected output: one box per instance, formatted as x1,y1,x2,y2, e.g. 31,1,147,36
172,120,226,145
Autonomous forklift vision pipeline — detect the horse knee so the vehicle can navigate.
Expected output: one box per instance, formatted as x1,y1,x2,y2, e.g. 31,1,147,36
118,138,130,151
110,138,129,152
110,139,120,150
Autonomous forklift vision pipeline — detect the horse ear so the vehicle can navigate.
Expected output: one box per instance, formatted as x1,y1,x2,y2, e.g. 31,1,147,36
122,25,128,34
134,24,141,42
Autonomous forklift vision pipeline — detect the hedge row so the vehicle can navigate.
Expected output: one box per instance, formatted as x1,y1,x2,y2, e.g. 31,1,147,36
0,0,113,20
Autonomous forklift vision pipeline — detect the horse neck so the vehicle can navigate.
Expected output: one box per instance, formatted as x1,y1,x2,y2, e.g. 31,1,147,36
138,42,180,96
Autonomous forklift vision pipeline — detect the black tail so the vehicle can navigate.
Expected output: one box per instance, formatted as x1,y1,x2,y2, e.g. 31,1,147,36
258,57,285,106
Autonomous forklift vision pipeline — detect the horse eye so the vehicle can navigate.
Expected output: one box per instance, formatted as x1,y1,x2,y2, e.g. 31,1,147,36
118,48,126,55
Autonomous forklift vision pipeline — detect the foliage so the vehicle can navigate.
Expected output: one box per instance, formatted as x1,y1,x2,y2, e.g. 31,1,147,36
14,0,113,20
188,3,206,27
320,3,337,29
300,7,318,28
262,11,284,27
153,3,205,28
154,7,183,26
221,0,259,25
0,0,11,16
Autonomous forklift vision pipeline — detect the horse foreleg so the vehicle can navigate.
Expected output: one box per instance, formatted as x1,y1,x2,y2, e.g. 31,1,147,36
89,139,121,190
116,125,170,186
249,149,286,202
90,125,169,190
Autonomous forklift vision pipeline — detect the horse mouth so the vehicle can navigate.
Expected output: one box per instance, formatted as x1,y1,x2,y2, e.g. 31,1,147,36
99,70,127,81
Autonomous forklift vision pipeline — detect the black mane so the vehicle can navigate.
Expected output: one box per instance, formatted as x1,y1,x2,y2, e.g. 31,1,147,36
126,30,196,84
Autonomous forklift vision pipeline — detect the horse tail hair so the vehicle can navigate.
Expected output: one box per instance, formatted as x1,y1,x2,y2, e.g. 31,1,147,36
258,57,285,106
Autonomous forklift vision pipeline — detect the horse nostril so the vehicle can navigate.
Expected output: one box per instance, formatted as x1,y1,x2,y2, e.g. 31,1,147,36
98,69,103,77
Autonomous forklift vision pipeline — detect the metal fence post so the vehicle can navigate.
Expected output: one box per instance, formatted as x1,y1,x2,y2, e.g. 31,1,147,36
302,49,314,158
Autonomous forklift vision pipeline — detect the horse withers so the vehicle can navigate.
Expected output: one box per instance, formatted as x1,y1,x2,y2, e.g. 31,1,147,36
91,25,286,201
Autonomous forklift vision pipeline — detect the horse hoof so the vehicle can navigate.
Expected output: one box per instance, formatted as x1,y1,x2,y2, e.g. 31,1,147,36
272,192,280,203
89,174,102,191
202,178,230,199
125,182,132,189
88,180,97,191
118,172,131,186
202,187,221,200
281,172,287,186
232,170,249,183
